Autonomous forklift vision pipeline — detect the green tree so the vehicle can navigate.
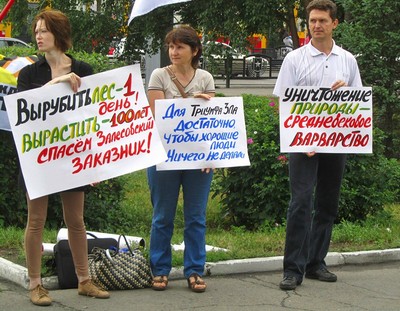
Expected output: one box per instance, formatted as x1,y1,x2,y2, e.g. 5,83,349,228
48,0,130,54
336,0,400,158
178,0,301,49
0,0,30,41
1,0,132,55
123,0,307,53
2,1,308,57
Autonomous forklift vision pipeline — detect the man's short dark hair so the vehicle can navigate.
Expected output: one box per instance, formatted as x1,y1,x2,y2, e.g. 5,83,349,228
306,0,338,21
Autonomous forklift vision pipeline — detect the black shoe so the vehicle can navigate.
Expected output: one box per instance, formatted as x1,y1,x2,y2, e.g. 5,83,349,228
279,276,301,290
305,268,337,282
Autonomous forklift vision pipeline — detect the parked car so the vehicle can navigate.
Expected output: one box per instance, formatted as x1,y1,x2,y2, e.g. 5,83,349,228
200,41,269,78
108,37,145,76
107,37,126,59
0,37,30,48
200,41,245,77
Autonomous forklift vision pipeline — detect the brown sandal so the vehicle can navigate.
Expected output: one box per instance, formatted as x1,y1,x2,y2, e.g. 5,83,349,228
187,273,206,293
152,276,168,291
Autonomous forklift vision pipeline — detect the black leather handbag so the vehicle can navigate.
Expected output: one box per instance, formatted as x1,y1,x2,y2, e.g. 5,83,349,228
53,232,118,289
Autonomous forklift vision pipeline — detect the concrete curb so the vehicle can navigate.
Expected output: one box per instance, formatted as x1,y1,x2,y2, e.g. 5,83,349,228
0,257,29,289
1,248,400,290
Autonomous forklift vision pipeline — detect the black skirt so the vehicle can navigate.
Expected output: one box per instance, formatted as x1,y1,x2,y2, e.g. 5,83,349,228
18,169,87,195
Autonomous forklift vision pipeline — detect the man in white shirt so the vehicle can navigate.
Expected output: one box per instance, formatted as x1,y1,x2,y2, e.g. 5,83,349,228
273,0,362,291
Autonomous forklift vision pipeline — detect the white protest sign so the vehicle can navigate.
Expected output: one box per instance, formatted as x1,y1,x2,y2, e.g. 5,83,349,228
5,64,167,199
279,86,373,153
155,96,250,170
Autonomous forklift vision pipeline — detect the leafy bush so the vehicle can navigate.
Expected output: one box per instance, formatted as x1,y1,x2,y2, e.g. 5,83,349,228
43,179,124,231
0,46,37,58
212,94,290,230
335,0,400,158
69,50,126,73
339,128,400,222
0,47,124,74
0,48,37,227
213,94,400,230
0,131,26,227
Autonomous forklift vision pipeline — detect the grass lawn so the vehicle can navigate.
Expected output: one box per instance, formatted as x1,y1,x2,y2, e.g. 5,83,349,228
0,170,399,272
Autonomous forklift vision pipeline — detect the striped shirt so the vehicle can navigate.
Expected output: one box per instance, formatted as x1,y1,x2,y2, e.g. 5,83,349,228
273,40,362,98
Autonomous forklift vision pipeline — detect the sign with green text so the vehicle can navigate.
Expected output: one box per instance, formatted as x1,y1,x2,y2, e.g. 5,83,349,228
279,86,373,154
5,64,166,199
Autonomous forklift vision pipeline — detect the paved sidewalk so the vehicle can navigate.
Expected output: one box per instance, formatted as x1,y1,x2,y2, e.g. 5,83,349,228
1,260,399,311
214,77,276,97
1,248,400,309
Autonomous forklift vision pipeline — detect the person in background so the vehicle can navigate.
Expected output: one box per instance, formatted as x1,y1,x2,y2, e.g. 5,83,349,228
17,9,109,306
273,0,362,291
283,34,293,47
147,25,215,293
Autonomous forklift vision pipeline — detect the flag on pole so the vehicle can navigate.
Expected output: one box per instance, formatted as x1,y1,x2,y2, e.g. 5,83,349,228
128,0,191,25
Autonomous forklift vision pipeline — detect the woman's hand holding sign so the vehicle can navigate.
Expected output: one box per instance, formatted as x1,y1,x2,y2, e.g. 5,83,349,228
194,93,212,100
46,72,82,93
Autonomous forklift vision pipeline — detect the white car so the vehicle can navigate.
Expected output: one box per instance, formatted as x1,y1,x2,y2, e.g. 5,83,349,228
0,37,30,48
108,37,145,76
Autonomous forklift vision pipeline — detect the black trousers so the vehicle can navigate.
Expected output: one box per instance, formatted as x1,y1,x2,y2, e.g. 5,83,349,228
283,153,347,282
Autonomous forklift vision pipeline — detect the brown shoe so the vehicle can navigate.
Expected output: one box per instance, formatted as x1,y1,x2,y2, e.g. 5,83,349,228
78,279,110,299
187,273,206,293
152,276,168,291
30,284,52,306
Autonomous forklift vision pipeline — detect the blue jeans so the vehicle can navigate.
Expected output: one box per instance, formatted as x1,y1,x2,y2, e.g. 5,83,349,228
283,153,347,282
147,166,213,278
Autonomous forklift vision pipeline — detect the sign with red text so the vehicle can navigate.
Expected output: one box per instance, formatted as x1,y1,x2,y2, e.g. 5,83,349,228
279,86,373,153
4,64,167,199
155,97,250,170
